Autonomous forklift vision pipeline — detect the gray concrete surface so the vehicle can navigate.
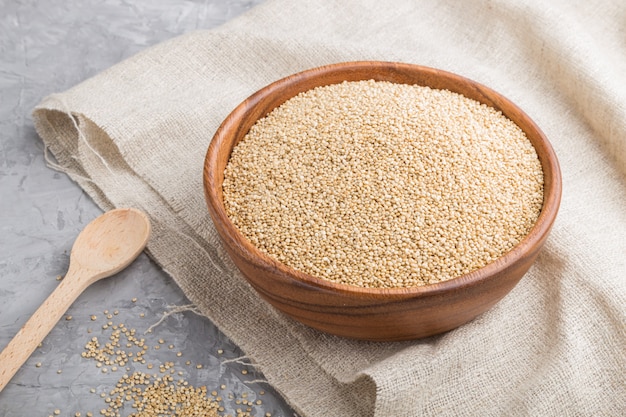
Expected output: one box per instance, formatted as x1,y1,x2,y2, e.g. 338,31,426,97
0,1,296,415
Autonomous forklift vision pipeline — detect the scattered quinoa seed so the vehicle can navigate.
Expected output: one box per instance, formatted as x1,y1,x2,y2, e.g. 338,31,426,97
223,80,544,288
57,306,268,417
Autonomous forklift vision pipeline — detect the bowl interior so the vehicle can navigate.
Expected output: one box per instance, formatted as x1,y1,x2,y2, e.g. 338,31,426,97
204,61,562,298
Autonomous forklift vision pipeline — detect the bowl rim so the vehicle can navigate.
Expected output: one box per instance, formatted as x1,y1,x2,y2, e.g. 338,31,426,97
204,60,562,299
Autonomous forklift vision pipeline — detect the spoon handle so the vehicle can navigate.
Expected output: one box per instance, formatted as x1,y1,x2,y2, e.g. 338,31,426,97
0,267,90,392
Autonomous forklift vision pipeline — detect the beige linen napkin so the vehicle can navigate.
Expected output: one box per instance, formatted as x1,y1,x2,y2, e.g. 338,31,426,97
33,0,626,415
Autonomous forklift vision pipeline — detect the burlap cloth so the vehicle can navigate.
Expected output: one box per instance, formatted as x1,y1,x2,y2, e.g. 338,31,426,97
33,0,626,415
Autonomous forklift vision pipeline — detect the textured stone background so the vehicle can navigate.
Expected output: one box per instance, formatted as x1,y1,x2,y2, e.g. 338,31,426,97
0,1,296,415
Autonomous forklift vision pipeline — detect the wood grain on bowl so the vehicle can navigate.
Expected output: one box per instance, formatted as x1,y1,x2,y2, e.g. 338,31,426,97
204,61,561,341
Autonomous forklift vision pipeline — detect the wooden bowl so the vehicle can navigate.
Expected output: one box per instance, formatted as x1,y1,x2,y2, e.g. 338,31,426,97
203,61,561,341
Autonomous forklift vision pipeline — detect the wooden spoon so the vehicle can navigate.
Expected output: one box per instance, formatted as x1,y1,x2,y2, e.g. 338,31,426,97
0,208,151,392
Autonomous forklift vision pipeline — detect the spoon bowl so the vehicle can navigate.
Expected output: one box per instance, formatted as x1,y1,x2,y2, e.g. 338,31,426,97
69,207,152,285
0,208,151,392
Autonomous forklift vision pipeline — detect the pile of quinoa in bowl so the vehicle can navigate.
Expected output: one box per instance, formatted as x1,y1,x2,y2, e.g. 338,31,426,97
204,61,562,340
222,79,544,289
